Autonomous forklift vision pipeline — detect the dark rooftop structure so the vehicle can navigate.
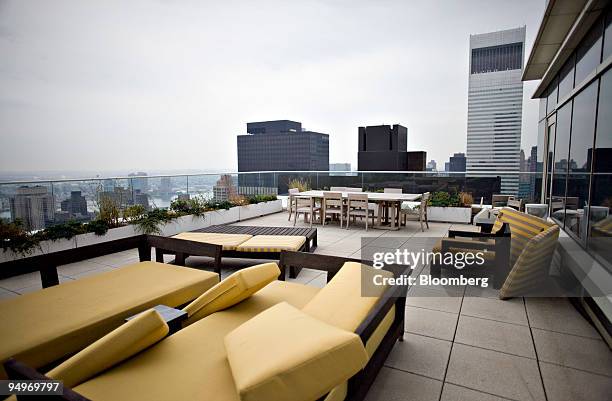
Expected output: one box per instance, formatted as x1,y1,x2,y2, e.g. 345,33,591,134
357,124,426,171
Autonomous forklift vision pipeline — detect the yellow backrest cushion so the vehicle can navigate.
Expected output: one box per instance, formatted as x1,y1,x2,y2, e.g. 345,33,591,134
493,207,554,267
46,309,168,388
224,302,368,401
500,225,560,299
182,262,280,325
302,262,394,332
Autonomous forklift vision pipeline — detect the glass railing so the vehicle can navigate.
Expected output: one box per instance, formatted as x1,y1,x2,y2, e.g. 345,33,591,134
0,170,544,229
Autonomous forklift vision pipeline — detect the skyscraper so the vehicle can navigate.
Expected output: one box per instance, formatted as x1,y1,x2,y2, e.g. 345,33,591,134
357,124,426,171
447,153,467,172
237,120,329,188
9,186,55,230
466,27,525,195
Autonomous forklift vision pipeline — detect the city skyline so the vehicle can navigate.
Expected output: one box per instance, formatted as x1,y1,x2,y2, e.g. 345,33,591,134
0,0,544,174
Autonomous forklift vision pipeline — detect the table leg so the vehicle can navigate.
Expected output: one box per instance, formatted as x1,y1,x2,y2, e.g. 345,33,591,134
390,202,397,230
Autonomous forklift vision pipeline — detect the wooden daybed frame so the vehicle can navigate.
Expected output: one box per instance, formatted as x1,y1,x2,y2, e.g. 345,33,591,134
4,250,409,401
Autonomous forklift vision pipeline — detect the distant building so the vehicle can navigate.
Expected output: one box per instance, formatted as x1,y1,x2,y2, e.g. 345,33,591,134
237,120,329,188
9,186,55,230
329,163,355,176
213,175,238,202
357,124,426,171
466,27,525,195
101,179,116,193
159,177,172,196
128,172,149,194
98,186,133,210
60,191,88,216
447,153,467,172
426,160,437,171
133,190,150,210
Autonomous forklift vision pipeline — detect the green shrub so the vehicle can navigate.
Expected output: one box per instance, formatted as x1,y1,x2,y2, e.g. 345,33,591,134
428,191,461,207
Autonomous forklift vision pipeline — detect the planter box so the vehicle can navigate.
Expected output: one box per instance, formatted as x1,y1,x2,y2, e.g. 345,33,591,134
239,200,282,221
428,207,472,223
0,200,282,263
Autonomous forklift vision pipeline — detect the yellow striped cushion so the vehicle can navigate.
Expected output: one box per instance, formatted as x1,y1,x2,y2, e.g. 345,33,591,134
499,225,559,299
235,235,306,252
495,207,554,268
172,232,253,251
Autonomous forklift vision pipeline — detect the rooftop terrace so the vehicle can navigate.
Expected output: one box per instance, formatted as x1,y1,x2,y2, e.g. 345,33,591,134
1,210,610,401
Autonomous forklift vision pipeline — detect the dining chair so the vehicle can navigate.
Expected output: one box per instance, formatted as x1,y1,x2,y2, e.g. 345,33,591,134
400,192,430,231
346,193,375,230
293,196,320,228
322,192,344,228
287,188,299,221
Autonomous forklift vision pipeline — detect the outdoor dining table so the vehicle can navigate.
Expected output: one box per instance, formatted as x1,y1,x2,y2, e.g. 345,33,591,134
293,190,422,230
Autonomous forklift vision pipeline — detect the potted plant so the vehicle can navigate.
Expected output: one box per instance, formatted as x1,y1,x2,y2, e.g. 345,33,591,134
427,191,473,223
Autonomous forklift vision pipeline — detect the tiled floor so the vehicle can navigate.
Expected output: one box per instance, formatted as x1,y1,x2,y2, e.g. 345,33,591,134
1,211,610,400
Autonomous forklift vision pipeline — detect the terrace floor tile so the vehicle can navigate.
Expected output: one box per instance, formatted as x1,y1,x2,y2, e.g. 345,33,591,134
404,306,459,341
461,296,528,326
539,362,612,401
445,343,546,401
384,333,452,380
363,366,442,401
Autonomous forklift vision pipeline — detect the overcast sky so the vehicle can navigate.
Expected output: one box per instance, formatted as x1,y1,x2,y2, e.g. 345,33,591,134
0,0,546,175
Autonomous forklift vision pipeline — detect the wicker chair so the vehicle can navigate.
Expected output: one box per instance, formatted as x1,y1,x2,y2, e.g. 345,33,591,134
293,196,320,228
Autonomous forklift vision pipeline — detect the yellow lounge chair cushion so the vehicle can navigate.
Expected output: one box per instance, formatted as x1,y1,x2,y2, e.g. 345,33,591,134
0,261,218,379
47,309,169,388
73,281,321,401
235,235,306,252
182,262,280,325
172,232,253,250
71,280,394,401
224,302,368,401
302,262,394,332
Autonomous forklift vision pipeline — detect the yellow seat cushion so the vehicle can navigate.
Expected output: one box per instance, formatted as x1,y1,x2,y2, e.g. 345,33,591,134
73,281,321,401
172,232,253,250
224,302,368,401
182,262,280,325
302,262,394,332
47,309,169,388
500,225,560,299
0,261,218,379
235,235,306,252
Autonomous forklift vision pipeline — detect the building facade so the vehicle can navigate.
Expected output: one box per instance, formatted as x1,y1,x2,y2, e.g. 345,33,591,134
237,120,329,188
9,186,55,230
466,27,526,194
523,0,611,345
213,175,237,202
60,191,88,216
357,124,426,171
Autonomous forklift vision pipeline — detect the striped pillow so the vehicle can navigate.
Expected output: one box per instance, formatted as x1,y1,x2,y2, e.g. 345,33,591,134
495,207,554,268
499,225,559,299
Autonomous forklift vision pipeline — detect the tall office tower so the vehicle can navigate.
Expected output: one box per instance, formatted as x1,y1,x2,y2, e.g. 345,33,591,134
237,120,329,188
466,27,525,195
357,124,426,171
9,186,55,230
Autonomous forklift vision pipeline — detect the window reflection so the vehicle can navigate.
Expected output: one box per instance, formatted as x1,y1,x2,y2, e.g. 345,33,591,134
551,103,571,225
589,69,612,268
575,21,602,85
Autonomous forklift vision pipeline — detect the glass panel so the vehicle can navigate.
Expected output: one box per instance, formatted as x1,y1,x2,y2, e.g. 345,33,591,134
575,20,603,85
566,82,598,239
558,54,575,101
588,69,612,267
547,78,558,114
604,7,612,61
551,103,571,224
535,121,546,202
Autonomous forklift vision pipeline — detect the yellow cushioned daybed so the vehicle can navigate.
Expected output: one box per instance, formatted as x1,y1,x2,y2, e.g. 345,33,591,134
0,261,218,379
5,253,407,401
172,232,254,251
